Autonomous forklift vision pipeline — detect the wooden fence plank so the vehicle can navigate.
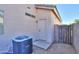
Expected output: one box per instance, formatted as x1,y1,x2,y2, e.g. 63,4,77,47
54,25,73,45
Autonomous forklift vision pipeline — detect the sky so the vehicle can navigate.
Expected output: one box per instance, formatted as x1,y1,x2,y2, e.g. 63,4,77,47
56,4,79,24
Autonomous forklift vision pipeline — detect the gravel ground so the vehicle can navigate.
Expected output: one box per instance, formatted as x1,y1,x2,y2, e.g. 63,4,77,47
5,43,76,54
33,43,77,54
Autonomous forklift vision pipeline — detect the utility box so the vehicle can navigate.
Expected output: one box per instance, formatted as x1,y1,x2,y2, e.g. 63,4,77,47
12,35,32,54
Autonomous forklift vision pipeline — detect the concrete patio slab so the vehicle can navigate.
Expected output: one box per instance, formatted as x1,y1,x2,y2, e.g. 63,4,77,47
33,43,76,54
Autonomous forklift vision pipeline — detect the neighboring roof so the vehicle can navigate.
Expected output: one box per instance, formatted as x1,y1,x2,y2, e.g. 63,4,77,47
35,4,62,22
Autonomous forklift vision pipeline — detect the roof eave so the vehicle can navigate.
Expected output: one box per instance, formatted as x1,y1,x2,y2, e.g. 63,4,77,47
35,4,62,22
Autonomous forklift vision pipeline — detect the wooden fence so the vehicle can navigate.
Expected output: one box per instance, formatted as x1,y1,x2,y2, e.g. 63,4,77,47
54,25,73,45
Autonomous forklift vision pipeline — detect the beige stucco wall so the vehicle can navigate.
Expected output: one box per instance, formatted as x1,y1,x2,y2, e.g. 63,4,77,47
0,5,61,53
35,8,61,43
35,8,55,43
55,17,61,25
0,4,36,53
35,8,51,20
50,10,61,25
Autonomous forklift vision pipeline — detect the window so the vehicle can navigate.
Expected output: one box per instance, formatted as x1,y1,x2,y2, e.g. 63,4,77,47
25,12,35,18
27,7,31,9
0,10,4,34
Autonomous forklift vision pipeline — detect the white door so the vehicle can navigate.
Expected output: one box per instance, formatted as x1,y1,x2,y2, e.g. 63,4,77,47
37,19,48,41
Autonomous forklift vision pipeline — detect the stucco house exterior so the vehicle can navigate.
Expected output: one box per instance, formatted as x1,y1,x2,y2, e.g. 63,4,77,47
0,4,61,53
34,5,61,49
